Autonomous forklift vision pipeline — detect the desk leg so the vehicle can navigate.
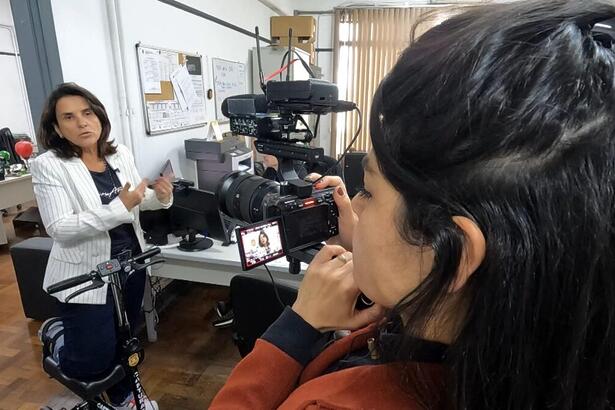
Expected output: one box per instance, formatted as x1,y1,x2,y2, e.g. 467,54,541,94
143,276,158,342
0,220,8,245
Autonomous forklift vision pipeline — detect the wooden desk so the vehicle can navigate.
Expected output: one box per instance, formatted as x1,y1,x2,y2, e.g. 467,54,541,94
0,174,34,245
144,239,305,342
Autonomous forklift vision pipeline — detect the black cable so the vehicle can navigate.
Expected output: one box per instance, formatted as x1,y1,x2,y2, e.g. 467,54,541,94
293,50,315,78
264,264,286,310
314,115,321,139
142,275,161,315
279,49,316,79
296,114,314,141
255,26,265,91
292,49,316,78
313,106,362,185
286,28,292,82
278,56,294,81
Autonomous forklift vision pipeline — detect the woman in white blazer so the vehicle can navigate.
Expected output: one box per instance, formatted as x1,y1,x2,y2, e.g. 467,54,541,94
31,83,171,409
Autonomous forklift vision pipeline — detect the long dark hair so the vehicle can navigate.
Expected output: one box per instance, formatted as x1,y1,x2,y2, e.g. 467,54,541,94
38,82,116,159
372,1,615,408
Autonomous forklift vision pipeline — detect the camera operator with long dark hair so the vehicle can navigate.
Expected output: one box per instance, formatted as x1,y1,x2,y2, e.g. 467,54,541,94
212,1,615,408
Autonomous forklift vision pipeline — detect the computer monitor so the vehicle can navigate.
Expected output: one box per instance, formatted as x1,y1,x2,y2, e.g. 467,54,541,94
169,188,223,252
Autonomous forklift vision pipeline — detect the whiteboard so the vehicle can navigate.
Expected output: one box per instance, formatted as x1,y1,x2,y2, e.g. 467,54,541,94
212,58,247,122
136,44,207,135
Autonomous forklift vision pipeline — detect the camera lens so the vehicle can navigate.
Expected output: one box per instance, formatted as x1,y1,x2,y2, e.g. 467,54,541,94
216,171,279,223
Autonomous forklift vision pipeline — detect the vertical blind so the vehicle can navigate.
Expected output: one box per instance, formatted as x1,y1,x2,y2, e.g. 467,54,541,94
332,7,451,156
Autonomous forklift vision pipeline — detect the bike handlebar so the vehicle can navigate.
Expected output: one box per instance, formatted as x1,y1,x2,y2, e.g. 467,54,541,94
46,247,162,295
131,247,160,263
47,273,94,294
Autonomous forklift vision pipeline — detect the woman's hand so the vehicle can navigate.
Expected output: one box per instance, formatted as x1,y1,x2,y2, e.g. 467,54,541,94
151,176,173,204
119,180,147,211
307,173,357,250
292,245,385,332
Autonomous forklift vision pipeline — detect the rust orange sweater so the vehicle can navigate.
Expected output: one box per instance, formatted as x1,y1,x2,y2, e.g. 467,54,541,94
211,324,445,409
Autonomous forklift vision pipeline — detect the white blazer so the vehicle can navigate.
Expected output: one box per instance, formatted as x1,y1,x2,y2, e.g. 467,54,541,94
31,144,172,304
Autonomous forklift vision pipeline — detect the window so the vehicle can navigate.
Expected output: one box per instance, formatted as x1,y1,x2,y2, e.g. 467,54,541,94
333,7,455,156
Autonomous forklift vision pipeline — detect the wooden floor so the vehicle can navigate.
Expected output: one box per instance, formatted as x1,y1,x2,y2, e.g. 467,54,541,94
0,205,241,409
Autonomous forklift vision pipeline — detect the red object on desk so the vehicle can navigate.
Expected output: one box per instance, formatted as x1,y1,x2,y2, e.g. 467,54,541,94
15,140,33,159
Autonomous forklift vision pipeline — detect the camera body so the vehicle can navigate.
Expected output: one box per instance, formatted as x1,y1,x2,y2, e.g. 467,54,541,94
266,186,339,252
216,171,338,253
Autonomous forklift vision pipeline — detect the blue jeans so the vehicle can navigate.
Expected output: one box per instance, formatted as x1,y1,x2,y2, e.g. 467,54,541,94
57,266,146,404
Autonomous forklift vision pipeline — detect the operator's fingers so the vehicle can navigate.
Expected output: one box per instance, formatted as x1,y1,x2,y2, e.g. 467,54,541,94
348,304,387,329
332,185,353,217
312,176,353,216
313,175,344,190
305,173,322,182
310,244,347,266
331,251,353,267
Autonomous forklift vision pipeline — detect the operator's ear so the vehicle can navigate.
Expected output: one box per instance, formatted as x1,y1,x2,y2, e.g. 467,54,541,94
449,216,486,292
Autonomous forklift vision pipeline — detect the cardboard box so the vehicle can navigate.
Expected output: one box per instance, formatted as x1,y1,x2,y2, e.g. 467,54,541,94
271,43,315,64
297,43,316,65
271,16,316,41
272,37,316,63
295,42,315,57
271,36,313,46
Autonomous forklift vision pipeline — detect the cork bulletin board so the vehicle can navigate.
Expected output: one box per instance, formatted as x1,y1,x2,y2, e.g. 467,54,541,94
136,43,207,135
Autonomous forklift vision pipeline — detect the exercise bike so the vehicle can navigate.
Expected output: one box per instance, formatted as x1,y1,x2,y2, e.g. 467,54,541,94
39,247,164,410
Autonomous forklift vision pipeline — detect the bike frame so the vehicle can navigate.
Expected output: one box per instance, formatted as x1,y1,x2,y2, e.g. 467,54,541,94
45,249,163,410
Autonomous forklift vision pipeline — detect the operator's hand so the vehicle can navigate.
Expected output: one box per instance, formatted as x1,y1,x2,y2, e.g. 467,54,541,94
119,180,147,211
306,173,357,250
292,245,385,332
151,176,173,204
263,154,279,170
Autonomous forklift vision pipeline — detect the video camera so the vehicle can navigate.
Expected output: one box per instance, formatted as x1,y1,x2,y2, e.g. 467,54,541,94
215,26,356,272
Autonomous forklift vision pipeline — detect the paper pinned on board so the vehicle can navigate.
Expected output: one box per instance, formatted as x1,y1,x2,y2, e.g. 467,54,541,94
140,48,162,94
170,65,199,111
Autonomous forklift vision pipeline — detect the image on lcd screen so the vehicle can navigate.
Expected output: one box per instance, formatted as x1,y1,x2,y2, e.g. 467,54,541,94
238,220,285,269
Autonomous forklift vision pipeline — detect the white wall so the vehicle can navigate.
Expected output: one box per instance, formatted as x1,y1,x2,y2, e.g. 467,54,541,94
51,0,280,182
0,0,35,139
292,0,494,10
258,0,294,15
0,0,12,25
51,1,121,149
